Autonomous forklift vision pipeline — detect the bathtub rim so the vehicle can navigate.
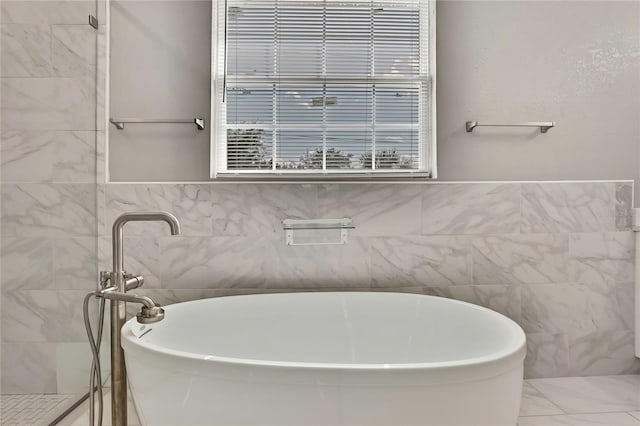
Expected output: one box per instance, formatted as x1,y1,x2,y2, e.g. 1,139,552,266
121,291,527,373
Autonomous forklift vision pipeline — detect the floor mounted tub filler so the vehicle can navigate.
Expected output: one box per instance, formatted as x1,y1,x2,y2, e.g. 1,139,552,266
121,292,526,426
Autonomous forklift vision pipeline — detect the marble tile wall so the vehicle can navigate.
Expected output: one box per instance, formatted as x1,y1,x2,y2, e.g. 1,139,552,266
98,180,638,379
1,0,99,394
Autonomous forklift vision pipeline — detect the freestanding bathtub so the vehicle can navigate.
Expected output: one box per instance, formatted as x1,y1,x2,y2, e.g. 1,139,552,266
122,292,526,426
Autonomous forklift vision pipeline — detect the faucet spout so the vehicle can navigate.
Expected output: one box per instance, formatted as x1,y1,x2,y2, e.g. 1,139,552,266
112,211,181,237
112,211,181,292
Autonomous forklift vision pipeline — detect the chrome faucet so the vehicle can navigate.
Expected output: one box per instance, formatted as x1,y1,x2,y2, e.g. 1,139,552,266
103,212,181,426
98,285,166,324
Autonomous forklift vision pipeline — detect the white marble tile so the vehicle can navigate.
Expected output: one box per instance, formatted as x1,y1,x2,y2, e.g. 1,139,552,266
1,237,53,290
96,235,111,274
1,342,57,394
53,237,98,290
1,1,95,25
2,290,90,342
528,375,640,413
56,342,94,394
1,23,52,77
105,184,212,236
160,236,273,289
425,285,521,324
330,237,372,287
518,412,640,425
471,234,568,285
96,25,106,131
96,184,107,237
521,280,627,334
521,284,589,333
370,236,471,287
158,237,217,289
264,241,338,289
52,24,96,78
53,131,96,183
520,382,564,416
617,281,635,329
2,183,96,237
125,237,162,288
569,232,634,285
421,183,521,235
98,236,161,288
1,130,55,182
524,333,570,379
319,184,422,236
329,237,372,288
1,130,96,183
211,184,317,236
569,330,640,376
521,182,617,233
96,131,106,182
264,237,371,289
1,77,95,130
578,280,629,331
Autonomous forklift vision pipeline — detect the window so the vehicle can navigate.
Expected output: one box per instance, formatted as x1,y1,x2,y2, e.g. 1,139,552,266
211,0,436,178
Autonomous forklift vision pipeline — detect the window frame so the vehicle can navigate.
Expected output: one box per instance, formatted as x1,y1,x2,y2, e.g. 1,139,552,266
210,0,437,180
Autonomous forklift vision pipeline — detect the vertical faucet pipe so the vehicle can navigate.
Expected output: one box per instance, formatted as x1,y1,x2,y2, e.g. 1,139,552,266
111,220,126,426
110,212,180,426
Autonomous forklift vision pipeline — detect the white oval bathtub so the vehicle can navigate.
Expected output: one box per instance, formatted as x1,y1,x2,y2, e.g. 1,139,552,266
122,292,526,426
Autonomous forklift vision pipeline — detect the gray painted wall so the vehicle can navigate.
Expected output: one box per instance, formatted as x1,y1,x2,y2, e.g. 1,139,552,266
436,1,640,186
109,1,640,198
109,0,211,181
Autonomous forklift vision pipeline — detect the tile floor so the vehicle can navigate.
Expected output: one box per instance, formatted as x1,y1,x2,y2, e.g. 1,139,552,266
55,389,140,426
5,374,640,425
518,375,640,425
0,394,78,426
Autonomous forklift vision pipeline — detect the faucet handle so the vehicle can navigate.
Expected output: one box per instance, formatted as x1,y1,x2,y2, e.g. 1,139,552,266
99,271,112,289
124,274,144,291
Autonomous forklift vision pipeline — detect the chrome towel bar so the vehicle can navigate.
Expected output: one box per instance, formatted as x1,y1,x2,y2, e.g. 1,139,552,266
110,118,205,130
466,121,555,133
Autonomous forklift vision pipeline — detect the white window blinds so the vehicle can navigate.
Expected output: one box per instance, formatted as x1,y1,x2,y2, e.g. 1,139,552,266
211,0,435,177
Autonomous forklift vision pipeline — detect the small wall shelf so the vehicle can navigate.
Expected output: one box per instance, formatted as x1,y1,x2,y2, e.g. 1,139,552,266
282,218,354,246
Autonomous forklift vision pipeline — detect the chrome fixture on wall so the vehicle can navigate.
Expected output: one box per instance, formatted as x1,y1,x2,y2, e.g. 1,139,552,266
83,212,181,426
282,218,355,245
109,117,206,130
465,121,555,133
